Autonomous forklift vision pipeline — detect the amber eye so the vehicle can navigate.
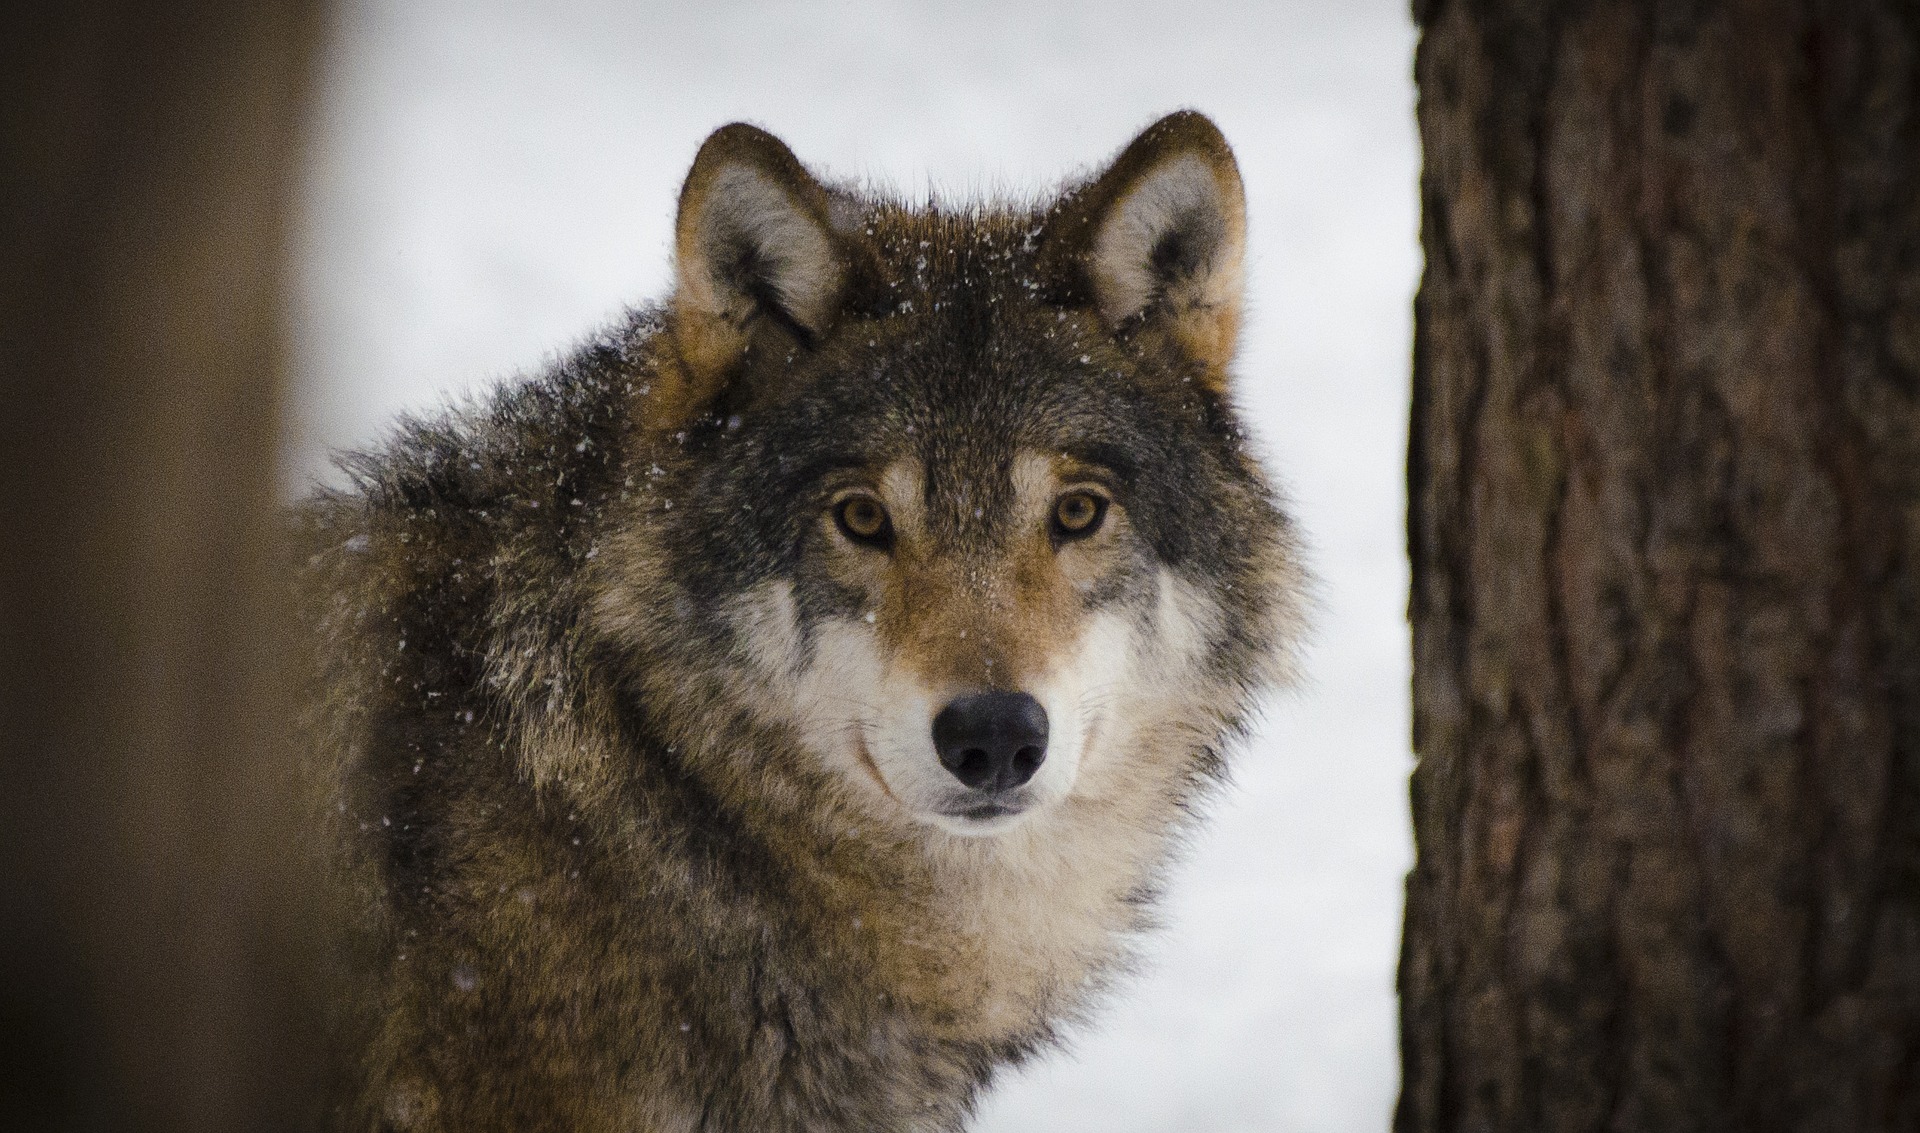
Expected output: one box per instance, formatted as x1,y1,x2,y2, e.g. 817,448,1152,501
834,495,893,548
1052,491,1107,541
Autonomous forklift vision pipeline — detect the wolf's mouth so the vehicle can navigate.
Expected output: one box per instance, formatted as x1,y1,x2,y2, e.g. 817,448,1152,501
947,801,1024,822
851,735,900,803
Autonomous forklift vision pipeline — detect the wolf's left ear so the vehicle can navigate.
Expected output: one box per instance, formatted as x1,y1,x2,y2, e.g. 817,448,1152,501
1040,112,1247,388
662,123,851,423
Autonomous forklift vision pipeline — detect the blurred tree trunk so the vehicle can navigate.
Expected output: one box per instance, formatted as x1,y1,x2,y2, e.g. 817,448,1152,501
1,3,329,1130
1401,1,1920,1130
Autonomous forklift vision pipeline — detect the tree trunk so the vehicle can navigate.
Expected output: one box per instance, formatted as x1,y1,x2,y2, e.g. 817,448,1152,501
1401,1,1920,1130
0,4,328,1129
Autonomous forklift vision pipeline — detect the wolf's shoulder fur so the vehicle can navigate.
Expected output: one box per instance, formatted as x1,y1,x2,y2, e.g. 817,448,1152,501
301,111,1306,1132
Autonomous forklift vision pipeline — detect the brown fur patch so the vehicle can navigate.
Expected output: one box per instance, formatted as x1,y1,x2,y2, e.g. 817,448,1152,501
828,453,1132,696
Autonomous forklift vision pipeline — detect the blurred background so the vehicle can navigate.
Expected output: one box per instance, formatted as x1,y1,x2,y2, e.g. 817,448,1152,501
291,2,1418,1128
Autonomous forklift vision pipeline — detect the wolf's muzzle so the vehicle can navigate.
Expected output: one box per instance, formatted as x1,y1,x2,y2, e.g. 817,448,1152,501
931,691,1048,792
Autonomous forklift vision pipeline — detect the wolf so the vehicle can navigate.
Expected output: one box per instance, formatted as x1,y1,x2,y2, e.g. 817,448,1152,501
299,110,1306,1132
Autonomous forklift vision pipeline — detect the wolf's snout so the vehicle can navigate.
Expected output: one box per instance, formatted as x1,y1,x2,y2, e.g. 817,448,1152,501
931,692,1048,792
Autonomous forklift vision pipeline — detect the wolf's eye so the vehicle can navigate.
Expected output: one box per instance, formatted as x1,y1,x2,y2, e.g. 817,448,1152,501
834,495,893,549
1052,491,1107,542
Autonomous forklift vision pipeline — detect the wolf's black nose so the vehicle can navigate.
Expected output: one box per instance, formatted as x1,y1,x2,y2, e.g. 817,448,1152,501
932,692,1048,792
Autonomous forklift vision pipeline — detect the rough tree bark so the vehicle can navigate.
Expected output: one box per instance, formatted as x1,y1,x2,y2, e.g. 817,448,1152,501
1401,1,1920,1131
1,4,328,1129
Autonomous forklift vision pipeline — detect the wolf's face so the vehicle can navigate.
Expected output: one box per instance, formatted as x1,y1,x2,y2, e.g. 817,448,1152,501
602,115,1300,839
778,447,1172,835
717,332,1241,837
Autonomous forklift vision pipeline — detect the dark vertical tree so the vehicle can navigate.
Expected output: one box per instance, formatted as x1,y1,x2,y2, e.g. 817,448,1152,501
1,4,328,1129
1401,1,1920,1130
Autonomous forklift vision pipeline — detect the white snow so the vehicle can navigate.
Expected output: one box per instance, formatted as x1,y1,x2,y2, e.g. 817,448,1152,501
292,1,1418,1129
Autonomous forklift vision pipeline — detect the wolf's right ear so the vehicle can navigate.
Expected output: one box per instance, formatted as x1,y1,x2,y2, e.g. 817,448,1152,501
661,124,850,426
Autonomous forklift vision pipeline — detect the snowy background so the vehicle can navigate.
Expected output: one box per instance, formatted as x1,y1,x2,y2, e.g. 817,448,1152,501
291,2,1418,1129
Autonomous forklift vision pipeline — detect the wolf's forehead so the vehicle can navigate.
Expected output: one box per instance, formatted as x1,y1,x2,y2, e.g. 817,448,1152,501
859,205,1044,277
831,206,1062,325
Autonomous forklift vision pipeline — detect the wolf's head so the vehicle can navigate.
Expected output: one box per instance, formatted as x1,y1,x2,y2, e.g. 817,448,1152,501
595,113,1304,842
